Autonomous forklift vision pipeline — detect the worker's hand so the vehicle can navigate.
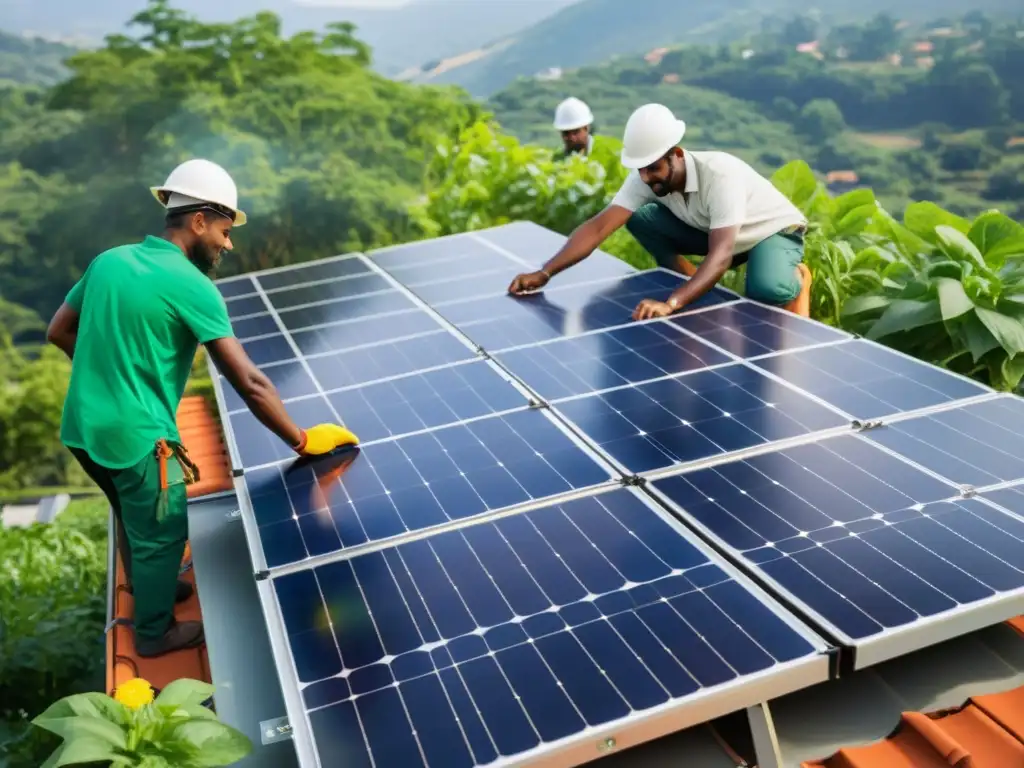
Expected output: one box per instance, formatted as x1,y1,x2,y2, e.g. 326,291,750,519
508,270,549,295
632,299,675,321
294,424,360,456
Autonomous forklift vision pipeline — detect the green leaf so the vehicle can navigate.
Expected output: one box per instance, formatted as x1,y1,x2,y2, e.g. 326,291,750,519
955,313,1001,362
154,679,216,709
31,714,126,750
770,160,818,210
832,205,876,238
866,299,943,340
903,201,971,242
925,260,964,280
976,307,1024,358
33,694,129,727
170,720,254,766
935,278,974,321
968,211,1024,265
833,188,876,221
935,225,989,273
1001,353,1024,391
39,735,122,768
841,294,890,318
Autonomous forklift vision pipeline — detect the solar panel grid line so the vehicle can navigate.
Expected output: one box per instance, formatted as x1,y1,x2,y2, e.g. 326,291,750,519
220,251,367,287
233,306,432,344
856,390,1006,429
248,278,347,428
267,487,829,768
854,335,998,396
644,432,1024,671
482,300,744,356
358,254,487,356
651,266,746,300
849,429,996,494
225,287,401,325
637,420,858,483
365,230,478,258
251,474,620,579
733,353,860,423
465,229,554,268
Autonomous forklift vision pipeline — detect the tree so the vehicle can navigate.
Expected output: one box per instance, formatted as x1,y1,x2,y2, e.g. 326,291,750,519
853,14,901,61
797,99,846,141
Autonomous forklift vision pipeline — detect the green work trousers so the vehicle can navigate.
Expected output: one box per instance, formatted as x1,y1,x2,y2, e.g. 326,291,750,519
70,445,188,642
626,202,804,305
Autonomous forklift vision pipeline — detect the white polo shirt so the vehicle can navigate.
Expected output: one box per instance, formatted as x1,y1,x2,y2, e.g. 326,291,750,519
610,150,807,254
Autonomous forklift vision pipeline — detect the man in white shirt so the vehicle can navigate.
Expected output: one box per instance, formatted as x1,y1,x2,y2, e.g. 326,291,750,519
508,103,810,320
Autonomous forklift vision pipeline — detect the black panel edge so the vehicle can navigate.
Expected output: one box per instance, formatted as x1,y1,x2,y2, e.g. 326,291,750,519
232,468,244,478
638,482,847,679
255,569,270,581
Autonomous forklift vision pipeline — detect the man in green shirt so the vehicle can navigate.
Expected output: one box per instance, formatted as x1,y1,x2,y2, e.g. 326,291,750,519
46,159,358,657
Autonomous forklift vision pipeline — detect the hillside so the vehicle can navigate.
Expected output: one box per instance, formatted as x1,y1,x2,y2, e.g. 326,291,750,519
421,0,1024,96
0,29,75,85
0,0,581,77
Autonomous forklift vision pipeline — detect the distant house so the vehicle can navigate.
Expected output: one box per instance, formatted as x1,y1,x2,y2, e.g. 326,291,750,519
826,170,861,194
912,41,934,54
796,41,825,61
662,73,680,84
741,49,755,60
644,47,669,65
535,67,563,81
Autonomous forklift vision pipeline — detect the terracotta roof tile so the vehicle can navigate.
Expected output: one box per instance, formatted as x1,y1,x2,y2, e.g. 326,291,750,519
175,395,233,498
803,617,1024,768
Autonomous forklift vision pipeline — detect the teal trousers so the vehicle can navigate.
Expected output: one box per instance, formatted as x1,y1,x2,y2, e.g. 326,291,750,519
626,202,804,305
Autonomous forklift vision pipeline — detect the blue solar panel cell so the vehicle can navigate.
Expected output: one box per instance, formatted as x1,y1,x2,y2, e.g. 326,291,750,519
863,397,1024,488
670,302,849,359
476,221,636,283
241,334,295,366
290,309,443,357
231,313,279,341
326,361,528,443
226,294,266,319
750,340,988,419
495,322,732,400
439,272,732,351
276,291,417,331
651,434,1024,658
265,274,393,311
982,486,1024,516
272,489,821,766
216,276,255,299
554,363,848,474
230,396,340,468
256,257,369,290
220,360,319,413
245,409,613,568
368,235,484,270
304,332,476,392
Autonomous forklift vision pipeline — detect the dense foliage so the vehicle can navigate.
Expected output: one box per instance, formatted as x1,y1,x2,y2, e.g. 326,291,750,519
0,30,73,86
0,499,108,767
489,12,1024,222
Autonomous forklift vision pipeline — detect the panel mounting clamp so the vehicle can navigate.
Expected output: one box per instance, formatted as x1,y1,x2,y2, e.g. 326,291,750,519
851,419,884,431
960,484,978,498
621,475,645,487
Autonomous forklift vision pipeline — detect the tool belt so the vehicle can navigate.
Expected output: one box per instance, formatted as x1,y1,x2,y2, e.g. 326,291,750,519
155,438,200,522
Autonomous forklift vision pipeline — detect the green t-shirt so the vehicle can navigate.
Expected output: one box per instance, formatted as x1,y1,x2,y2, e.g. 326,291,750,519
60,235,234,469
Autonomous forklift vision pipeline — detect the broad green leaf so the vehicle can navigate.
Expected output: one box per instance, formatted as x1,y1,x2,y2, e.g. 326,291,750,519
866,298,943,340
935,278,974,321
39,735,122,768
903,201,970,242
833,188,876,221
155,679,216,709
872,213,930,258
770,160,817,210
935,225,988,274
976,307,1024,358
33,694,128,726
832,205,876,238
841,294,890,318
968,211,1024,265
31,715,126,749
171,720,254,766
956,313,1001,362
1001,354,1024,392
925,261,964,280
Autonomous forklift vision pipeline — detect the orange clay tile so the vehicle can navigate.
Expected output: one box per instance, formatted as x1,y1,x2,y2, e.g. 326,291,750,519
175,395,233,499
803,616,1024,768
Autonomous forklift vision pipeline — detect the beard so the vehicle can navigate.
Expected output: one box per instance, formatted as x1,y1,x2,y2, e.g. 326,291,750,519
188,242,222,275
648,181,670,197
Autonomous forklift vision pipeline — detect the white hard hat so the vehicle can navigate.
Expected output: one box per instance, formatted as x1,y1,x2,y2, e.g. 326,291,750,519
553,97,594,131
620,103,687,169
150,158,247,226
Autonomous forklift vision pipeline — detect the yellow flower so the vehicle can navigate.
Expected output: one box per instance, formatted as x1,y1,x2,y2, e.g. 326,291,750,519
114,678,155,709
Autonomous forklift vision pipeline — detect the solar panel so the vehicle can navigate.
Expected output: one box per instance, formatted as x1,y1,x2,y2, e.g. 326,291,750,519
669,302,851,359
647,432,1024,669
859,395,1024,488
267,488,828,766
551,362,849,475
749,339,989,420
207,222,1020,768
239,408,618,571
430,271,734,351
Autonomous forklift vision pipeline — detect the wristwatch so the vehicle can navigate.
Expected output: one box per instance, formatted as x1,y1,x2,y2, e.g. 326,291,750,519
666,296,682,312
